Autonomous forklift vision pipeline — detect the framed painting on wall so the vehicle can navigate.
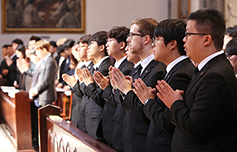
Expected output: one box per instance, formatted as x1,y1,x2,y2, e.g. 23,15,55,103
2,0,85,33
178,0,190,19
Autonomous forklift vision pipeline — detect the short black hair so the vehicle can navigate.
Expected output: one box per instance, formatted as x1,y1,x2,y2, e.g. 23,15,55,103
16,44,26,58
2,44,12,48
79,34,92,44
225,27,237,38
108,26,129,46
12,38,24,45
29,35,41,42
63,39,75,50
187,8,226,51
50,41,57,47
90,31,108,56
154,19,186,55
225,37,237,56
57,45,65,54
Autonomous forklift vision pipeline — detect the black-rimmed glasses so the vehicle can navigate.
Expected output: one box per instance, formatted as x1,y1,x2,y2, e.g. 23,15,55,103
127,32,145,40
185,32,212,39
152,37,164,46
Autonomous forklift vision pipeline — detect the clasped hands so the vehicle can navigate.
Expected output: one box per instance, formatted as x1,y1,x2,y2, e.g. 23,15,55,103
108,67,185,108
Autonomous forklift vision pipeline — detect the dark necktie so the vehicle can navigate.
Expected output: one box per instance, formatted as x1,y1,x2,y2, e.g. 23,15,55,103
134,64,142,79
192,67,200,81
194,67,199,76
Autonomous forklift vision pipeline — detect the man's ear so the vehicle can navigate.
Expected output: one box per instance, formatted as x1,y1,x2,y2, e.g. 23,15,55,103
99,45,105,52
169,40,177,50
143,35,151,45
203,35,212,47
120,42,126,50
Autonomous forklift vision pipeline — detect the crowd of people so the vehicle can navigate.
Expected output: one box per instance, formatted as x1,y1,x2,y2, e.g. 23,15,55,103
1,8,237,152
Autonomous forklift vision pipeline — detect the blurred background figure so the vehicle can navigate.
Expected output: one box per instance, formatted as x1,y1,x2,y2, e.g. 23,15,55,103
223,26,237,50
225,37,237,79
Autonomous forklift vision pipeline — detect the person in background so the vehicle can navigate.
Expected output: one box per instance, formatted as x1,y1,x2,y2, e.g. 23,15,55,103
225,37,237,79
223,26,237,50
1,44,11,59
14,44,31,91
0,39,23,86
156,8,237,151
49,41,58,58
29,39,57,106
62,54,78,90
56,39,75,88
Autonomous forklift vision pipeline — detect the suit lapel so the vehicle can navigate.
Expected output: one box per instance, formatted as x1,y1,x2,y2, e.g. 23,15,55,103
164,58,190,82
118,58,128,70
98,57,110,71
140,60,157,79
185,54,225,95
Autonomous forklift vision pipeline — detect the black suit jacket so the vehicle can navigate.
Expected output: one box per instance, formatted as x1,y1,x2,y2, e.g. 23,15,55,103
70,62,93,126
83,57,113,139
144,58,194,152
170,54,237,152
122,60,166,152
0,55,18,86
101,58,134,146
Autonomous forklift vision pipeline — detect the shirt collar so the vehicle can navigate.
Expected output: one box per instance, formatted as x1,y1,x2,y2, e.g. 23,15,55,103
166,55,188,74
84,60,92,67
114,56,127,68
140,54,154,72
10,53,16,60
198,50,224,71
134,60,141,68
42,53,51,63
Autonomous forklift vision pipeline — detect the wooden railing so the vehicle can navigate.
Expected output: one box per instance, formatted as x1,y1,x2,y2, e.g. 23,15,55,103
0,88,34,151
38,104,116,152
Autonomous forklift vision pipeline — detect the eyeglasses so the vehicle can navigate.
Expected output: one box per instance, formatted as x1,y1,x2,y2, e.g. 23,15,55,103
185,32,212,39
127,32,145,40
152,37,164,46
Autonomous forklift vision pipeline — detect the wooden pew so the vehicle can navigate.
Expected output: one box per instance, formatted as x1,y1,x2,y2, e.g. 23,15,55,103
38,104,116,152
55,88,72,119
0,88,34,152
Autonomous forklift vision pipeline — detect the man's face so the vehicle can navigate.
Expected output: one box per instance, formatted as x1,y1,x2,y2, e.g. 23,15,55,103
87,41,100,61
106,38,120,57
125,45,140,63
77,42,88,61
223,34,233,50
12,42,18,52
183,20,205,63
7,46,14,56
126,24,144,55
2,47,8,57
152,36,169,63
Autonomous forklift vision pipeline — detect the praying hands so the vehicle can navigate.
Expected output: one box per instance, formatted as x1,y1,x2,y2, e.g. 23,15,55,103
156,80,184,108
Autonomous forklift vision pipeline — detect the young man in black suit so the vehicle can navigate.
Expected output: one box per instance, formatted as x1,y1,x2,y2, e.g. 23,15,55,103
156,9,237,151
132,19,195,151
62,34,92,127
93,26,134,150
110,18,166,152
80,31,114,141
